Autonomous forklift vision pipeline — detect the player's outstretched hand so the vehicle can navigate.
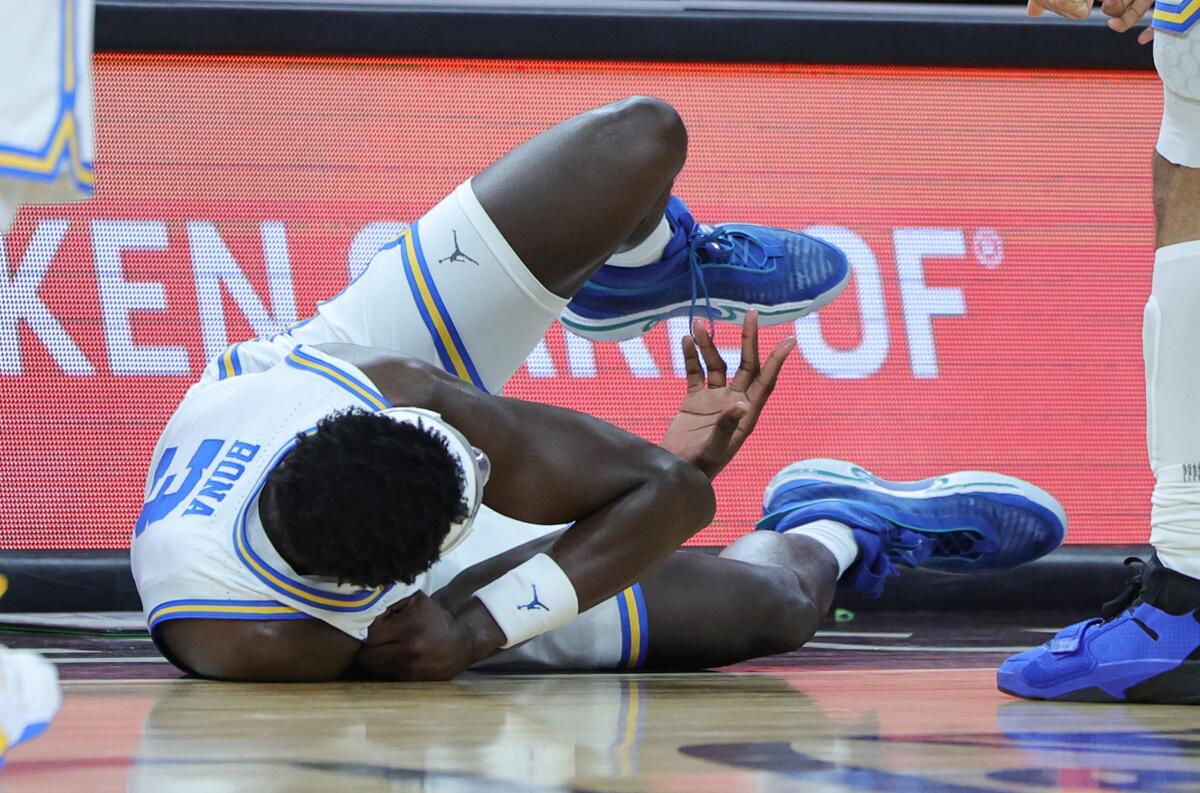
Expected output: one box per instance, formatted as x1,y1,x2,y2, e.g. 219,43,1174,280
660,311,795,479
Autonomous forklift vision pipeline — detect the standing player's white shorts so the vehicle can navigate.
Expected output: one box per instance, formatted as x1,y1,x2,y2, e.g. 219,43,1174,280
1154,2,1200,168
171,180,651,671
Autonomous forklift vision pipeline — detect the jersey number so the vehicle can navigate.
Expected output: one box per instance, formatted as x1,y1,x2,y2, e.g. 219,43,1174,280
134,439,224,536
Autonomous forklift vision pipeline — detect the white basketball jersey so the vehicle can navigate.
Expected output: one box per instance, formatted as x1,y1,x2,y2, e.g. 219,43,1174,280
131,342,422,641
0,0,96,232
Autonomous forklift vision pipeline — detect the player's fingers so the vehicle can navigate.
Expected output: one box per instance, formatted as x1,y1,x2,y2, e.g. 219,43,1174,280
1101,0,1132,18
1031,0,1092,18
1138,25,1155,44
692,317,727,388
1110,0,1152,31
731,310,761,392
750,337,796,404
681,335,705,392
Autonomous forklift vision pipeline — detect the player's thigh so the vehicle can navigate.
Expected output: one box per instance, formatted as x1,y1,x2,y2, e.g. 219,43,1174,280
293,182,567,393
1154,28,1200,247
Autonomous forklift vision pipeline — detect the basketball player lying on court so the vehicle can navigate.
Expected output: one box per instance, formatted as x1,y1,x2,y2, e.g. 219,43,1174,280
133,98,1066,681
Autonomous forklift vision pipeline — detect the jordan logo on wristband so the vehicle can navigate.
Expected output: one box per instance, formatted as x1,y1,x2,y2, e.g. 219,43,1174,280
518,585,550,612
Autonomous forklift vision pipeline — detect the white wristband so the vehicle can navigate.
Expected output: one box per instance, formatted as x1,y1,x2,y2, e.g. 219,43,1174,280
473,554,579,648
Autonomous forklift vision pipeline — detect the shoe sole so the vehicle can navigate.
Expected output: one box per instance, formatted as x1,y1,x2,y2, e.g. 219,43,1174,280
559,265,852,342
999,659,1200,704
763,458,1068,541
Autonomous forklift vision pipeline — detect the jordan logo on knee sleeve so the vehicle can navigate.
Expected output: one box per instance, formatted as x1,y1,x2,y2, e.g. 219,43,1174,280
438,230,480,266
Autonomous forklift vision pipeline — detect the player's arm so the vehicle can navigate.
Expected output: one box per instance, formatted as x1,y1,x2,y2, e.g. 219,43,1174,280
322,314,790,680
325,339,715,604
155,614,360,682
344,356,715,678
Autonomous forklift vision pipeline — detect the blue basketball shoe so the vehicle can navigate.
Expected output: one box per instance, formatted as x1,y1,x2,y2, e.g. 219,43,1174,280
757,459,1067,598
560,196,850,341
998,555,1200,703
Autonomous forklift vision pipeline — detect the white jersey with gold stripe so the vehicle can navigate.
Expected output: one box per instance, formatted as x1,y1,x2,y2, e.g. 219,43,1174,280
131,343,421,641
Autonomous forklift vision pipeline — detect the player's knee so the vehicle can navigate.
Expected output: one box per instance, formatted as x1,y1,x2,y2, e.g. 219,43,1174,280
752,567,822,655
602,96,687,181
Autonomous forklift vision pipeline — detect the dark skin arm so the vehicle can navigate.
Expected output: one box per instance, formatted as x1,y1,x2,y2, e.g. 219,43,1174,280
352,314,792,679
330,342,717,679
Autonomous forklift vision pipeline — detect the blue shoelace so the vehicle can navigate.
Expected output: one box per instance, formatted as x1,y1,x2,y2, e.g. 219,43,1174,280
685,226,775,338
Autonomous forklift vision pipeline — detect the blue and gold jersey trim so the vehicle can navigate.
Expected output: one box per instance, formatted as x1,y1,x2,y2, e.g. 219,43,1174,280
383,227,489,393
147,599,312,630
217,342,244,380
284,346,390,410
233,439,395,612
616,583,648,670
0,0,94,191
1154,0,1200,32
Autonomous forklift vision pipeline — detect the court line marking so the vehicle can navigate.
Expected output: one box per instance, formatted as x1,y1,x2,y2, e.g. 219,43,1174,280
49,657,169,664
806,642,1029,652
790,667,996,675
812,631,913,639
61,678,193,686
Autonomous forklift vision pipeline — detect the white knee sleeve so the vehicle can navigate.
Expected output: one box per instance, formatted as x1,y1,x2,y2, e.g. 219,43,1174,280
1155,28,1200,168
1146,241,1200,578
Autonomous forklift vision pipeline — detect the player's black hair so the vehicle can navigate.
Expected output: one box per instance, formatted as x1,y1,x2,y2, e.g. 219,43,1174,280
266,407,469,587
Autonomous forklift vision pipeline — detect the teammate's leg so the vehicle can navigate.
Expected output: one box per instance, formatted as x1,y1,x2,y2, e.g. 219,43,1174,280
999,24,1200,703
1145,152,1200,577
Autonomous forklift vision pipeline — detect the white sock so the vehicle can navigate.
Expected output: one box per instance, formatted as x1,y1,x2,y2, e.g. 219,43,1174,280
606,216,672,267
1146,241,1200,580
784,519,859,579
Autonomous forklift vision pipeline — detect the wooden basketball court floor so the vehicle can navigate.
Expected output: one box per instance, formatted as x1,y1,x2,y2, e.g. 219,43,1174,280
2,611,1196,793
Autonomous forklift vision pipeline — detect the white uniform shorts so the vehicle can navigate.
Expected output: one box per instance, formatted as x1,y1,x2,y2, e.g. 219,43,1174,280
1155,15,1200,168
199,180,649,671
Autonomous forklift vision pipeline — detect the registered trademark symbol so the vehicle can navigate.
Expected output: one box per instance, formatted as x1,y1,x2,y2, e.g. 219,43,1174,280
973,228,1004,269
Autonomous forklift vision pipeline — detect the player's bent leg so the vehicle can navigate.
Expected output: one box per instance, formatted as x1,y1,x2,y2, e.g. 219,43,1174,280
286,97,689,393
469,458,1064,674
469,542,833,673
642,536,836,669
472,95,688,298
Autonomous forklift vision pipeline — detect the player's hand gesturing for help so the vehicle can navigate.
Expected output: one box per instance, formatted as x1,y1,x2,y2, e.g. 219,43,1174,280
660,311,795,479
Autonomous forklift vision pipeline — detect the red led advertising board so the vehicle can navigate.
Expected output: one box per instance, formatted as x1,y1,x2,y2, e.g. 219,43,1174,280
0,55,1161,549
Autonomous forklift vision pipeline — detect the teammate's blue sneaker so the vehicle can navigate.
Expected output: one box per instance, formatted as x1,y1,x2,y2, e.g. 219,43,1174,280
757,459,1067,598
998,555,1200,703
560,196,850,341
